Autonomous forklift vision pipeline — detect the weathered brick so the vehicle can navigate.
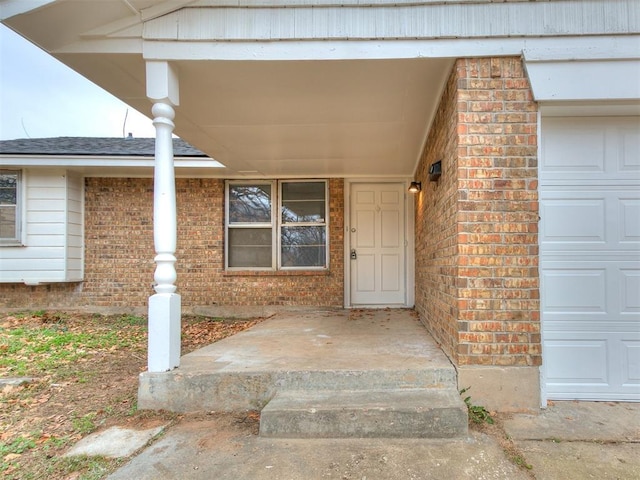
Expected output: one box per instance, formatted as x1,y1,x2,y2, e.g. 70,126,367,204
415,57,540,368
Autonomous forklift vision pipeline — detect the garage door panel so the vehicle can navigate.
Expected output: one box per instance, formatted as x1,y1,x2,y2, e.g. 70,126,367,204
542,119,606,174
541,190,640,251
542,116,640,181
541,198,606,244
622,341,640,386
545,338,609,385
620,125,640,172
542,268,607,314
541,115,640,401
621,270,640,314
545,332,640,399
542,261,639,322
620,198,640,242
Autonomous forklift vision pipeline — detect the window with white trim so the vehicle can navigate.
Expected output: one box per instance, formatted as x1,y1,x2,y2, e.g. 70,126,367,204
226,180,328,270
0,170,21,244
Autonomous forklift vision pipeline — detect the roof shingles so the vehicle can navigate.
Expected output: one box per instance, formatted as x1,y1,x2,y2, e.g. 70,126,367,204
0,137,206,157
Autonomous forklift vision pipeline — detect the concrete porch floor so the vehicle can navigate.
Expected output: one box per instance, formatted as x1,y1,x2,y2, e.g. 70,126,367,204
138,308,466,438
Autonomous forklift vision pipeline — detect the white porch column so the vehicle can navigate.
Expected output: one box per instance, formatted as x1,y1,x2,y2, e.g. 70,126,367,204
146,61,181,372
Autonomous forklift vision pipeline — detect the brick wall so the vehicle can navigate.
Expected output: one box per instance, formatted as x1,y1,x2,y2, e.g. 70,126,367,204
415,57,541,367
414,61,460,361
0,178,344,309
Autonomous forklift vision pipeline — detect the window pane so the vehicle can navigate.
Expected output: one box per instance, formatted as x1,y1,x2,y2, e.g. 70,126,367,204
281,226,326,267
0,171,17,205
228,228,272,268
281,182,325,223
0,206,16,238
229,185,272,223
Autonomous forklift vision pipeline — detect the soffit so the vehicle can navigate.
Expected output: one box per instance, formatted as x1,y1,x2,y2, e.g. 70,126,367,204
2,1,455,177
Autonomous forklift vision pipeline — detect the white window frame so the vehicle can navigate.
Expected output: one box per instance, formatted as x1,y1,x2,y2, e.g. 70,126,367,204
0,169,22,246
225,179,329,271
225,180,276,270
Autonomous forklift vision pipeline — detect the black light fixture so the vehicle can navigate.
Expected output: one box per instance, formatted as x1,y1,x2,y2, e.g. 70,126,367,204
408,181,421,193
429,160,442,182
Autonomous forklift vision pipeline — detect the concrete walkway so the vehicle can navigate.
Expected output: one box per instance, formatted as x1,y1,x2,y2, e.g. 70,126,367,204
102,400,640,480
502,401,640,480
96,309,640,479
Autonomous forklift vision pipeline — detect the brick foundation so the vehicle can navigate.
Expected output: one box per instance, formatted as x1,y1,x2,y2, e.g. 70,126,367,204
414,57,541,368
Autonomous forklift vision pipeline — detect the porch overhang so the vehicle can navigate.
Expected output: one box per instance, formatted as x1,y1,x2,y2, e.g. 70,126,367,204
3,0,638,178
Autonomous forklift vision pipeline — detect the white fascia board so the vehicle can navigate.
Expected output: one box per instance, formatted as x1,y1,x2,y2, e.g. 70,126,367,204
525,58,640,103
523,36,640,102
143,37,521,61
0,155,224,169
539,102,640,117
0,0,55,20
143,35,638,62
193,0,499,5
53,38,143,55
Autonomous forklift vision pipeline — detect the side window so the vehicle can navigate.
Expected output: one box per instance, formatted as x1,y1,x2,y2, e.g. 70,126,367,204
225,180,328,270
0,170,21,244
226,182,275,269
280,181,327,268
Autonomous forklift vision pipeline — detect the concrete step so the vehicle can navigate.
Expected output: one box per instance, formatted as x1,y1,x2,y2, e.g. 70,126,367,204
259,388,468,439
139,363,457,412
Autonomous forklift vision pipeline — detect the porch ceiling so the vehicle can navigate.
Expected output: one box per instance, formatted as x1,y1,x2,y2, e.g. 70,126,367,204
1,0,453,178
167,58,453,178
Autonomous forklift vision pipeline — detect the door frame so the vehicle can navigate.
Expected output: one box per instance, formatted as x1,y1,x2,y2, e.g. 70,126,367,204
343,178,415,308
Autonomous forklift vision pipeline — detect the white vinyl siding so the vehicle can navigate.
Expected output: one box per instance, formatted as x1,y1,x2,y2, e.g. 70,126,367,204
65,171,84,280
540,116,640,402
0,169,84,284
144,1,640,42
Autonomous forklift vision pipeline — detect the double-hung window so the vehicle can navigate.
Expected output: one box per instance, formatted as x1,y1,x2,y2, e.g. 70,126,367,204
0,170,21,245
226,180,328,270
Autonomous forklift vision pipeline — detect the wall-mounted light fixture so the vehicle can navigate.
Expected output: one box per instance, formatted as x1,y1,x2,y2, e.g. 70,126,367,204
429,160,442,182
408,181,421,193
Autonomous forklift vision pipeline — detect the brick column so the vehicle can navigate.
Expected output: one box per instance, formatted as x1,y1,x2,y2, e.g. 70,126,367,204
414,56,541,411
455,57,540,368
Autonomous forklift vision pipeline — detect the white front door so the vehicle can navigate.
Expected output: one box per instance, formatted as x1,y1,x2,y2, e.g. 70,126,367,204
349,183,406,306
540,115,640,401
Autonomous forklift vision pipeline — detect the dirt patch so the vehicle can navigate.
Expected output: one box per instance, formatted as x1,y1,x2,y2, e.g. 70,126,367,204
0,311,263,479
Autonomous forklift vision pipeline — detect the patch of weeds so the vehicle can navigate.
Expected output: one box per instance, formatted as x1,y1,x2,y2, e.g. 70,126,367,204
511,453,533,470
42,436,70,450
127,401,139,417
71,413,98,435
460,387,494,425
205,317,226,323
49,455,115,480
31,310,47,318
0,326,136,377
0,436,37,456
116,314,146,327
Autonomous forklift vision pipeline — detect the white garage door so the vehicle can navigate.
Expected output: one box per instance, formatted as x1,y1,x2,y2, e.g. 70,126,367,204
540,116,640,401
